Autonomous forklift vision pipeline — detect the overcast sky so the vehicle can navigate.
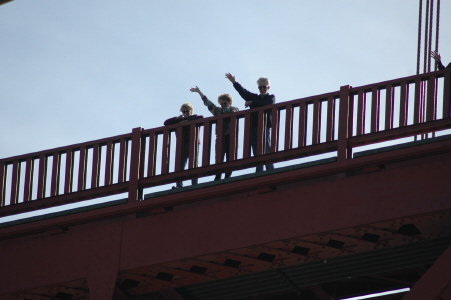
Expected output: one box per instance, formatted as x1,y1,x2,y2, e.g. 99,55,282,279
1,0,450,160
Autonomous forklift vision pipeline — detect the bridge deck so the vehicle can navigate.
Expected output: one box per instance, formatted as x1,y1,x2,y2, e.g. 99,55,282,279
1,70,451,300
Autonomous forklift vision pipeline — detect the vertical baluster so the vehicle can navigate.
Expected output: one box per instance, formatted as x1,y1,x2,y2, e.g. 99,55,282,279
229,115,238,161
242,114,251,159
0,163,6,206
118,139,128,182
443,71,451,118
326,96,335,142
174,127,183,172
215,119,224,164
284,105,293,150
161,129,171,175
129,127,143,202
104,141,114,185
10,160,20,205
298,102,307,148
188,123,198,169
91,144,101,189
348,93,355,139
338,85,352,161
312,99,321,145
426,76,437,121
356,90,366,135
37,155,47,199
64,149,74,194
78,147,87,191
370,87,380,133
414,77,424,124
399,81,408,127
23,157,34,202
256,110,265,155
202,121,212,166
270,108,279,153
139,135,146,179
147,132,157,177
385,85,394,130
50,152,61,197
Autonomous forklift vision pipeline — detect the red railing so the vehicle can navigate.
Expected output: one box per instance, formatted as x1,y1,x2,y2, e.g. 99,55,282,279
1,69,450,217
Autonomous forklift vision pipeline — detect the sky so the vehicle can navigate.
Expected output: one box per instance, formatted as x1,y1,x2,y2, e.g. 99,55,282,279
1,0,450,161
0,3,447,296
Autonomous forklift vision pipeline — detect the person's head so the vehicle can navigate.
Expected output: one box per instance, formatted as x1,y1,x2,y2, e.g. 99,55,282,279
257,77,270,95
180,102,194,117
217,94,233,108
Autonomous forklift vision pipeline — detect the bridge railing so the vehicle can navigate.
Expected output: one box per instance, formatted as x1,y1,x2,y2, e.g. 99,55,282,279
1,69,450,217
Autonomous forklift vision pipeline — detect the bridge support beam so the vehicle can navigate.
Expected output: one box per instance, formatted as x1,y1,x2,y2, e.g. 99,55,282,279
402,244,451,300
87,222,123,300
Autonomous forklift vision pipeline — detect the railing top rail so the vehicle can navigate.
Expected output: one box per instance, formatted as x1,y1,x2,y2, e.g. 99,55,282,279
0,132,133,163
349,68,449,92
3,69,450,164
143,89,342,135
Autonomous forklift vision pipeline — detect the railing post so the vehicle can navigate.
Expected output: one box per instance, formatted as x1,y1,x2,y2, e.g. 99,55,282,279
129,127,143,202
338,85,352,161
0,163,5,206
443,70,451,119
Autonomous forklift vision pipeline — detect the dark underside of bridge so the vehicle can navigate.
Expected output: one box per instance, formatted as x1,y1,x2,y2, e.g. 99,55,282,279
118,211,451,300
1,136,451,300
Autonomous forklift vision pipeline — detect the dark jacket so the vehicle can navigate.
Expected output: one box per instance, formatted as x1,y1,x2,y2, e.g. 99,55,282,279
164,114,203,144
233,82,275,128
437,60,451,70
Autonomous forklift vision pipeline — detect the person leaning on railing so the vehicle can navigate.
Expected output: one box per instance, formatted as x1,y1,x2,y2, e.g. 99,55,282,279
431,51,451,70
190,86,239,181
164,102,203,189
225,73,275,173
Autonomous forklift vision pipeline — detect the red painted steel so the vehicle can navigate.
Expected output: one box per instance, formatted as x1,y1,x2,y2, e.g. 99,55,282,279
215,117,225,164
338,85,351,161
1,147,451,299
326,96,335,142
444,71,451,118
400,81,408,126
188,124,197,169
128,127,143,202
402,245,451,300
371,86,380,132
147,131,157,177
271,108,279,152
385,84,394,130
23,157,33,201
298,100,307,147
284,104,293,150
229,116,238,161
201,120,212,166
0,69,450,218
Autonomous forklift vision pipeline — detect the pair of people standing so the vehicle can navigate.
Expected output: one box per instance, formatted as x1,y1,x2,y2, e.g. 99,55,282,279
165,74,275,188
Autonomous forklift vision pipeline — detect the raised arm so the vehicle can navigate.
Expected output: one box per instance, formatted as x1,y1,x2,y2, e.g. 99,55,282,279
225,72,236,83
431,51,446,70
190,86,221,116
190,86,205,98
431,51,441,62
